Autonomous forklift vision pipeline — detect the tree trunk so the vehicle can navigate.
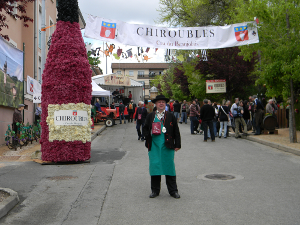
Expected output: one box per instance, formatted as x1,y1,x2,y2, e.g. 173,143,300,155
289,78,297,143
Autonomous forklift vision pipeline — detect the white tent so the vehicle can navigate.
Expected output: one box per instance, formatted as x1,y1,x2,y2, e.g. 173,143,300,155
91,80,110,96
92,80,111,108
92,74,143,104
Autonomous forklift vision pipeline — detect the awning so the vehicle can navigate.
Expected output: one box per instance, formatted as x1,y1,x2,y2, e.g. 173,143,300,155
92,74,143,87
91,80,111,96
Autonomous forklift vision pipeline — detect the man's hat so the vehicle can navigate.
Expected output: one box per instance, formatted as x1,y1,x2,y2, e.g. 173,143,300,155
152,95,169,104
18,104,25,108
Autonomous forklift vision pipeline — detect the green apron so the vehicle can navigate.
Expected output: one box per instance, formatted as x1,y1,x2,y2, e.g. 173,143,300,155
148,115,176,176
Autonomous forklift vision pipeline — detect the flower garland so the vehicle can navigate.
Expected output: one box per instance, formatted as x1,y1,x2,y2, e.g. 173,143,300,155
46,103,92,143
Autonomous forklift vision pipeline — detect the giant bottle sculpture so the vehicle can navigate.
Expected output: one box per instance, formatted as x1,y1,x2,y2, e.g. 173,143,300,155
40,0,92,162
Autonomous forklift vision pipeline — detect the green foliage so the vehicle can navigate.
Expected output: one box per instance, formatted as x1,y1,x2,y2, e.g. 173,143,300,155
87,51,101,67
230,0,300,99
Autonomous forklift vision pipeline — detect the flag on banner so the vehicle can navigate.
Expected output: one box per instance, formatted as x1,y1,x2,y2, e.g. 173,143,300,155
126,49,132,58
27,76,41,95
117,48,122,57
100,21,116,39
113,53,120,60
234,26,249,41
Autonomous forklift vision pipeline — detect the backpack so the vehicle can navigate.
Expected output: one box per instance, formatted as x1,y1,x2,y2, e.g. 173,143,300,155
129,103,133,110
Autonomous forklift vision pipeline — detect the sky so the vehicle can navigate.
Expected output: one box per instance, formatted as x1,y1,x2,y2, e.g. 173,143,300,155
77,0,168,74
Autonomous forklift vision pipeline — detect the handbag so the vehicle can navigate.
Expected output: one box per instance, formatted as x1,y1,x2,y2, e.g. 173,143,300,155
247,120,252,131
220,106,231,125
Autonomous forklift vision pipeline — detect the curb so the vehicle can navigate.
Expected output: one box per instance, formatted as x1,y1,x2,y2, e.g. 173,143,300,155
0,188,19,219
246,136,300,156
91,125,106,141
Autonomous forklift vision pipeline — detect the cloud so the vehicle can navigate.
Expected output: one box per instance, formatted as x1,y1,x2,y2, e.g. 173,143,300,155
78,0,168,74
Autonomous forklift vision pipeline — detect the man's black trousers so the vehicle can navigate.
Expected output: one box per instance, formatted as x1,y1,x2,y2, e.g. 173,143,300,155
151,175,178,195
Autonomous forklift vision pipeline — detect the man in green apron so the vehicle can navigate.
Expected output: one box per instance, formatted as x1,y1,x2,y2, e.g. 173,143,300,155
143,95,181,199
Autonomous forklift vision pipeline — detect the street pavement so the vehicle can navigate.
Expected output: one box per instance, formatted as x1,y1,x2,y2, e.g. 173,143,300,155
1,121,300,225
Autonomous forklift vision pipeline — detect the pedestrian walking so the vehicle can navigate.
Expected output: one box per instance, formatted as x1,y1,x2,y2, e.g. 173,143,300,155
189,100,200,134
128,100,136,123
143,95,181,199
179,100,188,124
200,99,215,142
35,103,42,125
218,100,230,138
234,100,248,138
12,104,25,144
251,95,264,135
119,101,126,124
173,100,181,123
134,101,147,141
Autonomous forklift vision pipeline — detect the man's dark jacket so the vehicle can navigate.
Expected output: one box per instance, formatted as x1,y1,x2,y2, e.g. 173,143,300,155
143,111,181,151
135,107,147,121
200,104,215,121
119,103,125,113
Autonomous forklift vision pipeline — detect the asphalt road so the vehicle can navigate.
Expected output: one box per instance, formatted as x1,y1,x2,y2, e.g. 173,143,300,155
0,121,300,225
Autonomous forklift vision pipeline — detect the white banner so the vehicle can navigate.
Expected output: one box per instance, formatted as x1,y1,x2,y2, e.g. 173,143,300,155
84,15,259,50
206,80,226,93
54,110,89,126
27,76,41,95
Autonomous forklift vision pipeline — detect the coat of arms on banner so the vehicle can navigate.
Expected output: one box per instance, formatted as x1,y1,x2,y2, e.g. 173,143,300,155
100,21,116,39
234,26,249,41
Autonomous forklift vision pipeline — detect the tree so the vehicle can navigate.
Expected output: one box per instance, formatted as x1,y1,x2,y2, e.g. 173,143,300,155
0,0,35,41
194,47,257,100
158,0,235,27
231,0,300,142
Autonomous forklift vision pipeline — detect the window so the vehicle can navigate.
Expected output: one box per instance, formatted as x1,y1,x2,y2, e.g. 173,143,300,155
39,30,41,49
116,70,122,75
129,70,134,76
49,18,54,37
138,71,144,76
38,56,42,83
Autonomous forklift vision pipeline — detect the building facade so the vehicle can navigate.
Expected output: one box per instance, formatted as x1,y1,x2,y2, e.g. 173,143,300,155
111,63,170,99
0,1,85,145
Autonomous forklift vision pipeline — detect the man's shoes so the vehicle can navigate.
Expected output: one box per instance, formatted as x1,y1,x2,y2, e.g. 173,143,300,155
170,192,180,199
138,136,141,140
203,140,207,142
179,122,182,124
224,137,227,138
219,136,221,138
149,192,159,198
141,137,145,141
254,133,260,135
212,140,215,142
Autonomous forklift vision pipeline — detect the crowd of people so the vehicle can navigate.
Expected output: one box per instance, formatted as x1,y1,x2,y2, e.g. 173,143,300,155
111,95,279,143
